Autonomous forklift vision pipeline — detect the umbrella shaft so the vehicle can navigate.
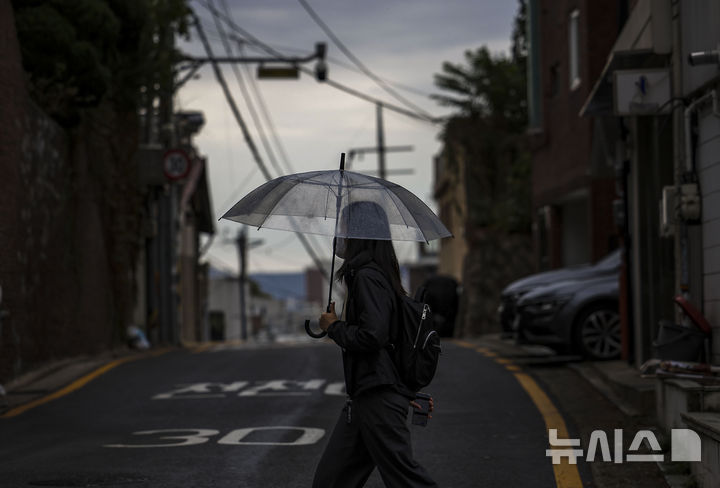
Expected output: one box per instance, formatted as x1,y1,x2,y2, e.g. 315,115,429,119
328,237,337,312
328,153,345,313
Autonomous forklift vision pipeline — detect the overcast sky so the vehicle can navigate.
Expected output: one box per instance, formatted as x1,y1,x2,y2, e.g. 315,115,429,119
178,0,519,274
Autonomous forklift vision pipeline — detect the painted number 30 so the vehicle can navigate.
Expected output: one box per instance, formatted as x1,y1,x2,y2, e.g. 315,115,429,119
105,427,325,448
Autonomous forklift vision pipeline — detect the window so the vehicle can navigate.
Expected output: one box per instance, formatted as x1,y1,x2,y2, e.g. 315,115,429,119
568,9,580,90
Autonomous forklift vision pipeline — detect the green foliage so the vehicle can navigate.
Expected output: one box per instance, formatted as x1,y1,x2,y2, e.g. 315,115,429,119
432,46,526,130
433,0,531,234
12,0,191,126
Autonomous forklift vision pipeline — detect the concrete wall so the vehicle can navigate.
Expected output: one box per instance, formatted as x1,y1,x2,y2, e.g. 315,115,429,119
435,149,467,283
0,2,143,381
698,104,720,363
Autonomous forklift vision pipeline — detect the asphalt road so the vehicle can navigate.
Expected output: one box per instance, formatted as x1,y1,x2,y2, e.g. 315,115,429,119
1,340,570,487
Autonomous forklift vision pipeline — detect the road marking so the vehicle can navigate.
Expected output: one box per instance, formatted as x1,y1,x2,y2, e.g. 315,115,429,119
513,372,584,488
1,349,169,419
153,379,346,400
453,341,584,488
217,426,325,446
494,357,512,364
104,427,326,448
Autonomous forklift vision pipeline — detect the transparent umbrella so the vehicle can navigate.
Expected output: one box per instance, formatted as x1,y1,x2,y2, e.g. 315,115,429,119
220,153,452,337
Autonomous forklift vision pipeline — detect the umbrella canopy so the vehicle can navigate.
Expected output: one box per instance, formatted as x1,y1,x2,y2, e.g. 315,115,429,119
220,155,452,339
220,169,452,242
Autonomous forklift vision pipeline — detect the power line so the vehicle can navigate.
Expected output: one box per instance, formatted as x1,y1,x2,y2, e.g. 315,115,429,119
220,0,294,175
236,41,295,174
216,165,260,214
192,13,330,280
215,0,333,267
296,0,436,121
208,0,286,177
193,0,441,124
192,12,273,181
243,41,436,100
214,0,330,266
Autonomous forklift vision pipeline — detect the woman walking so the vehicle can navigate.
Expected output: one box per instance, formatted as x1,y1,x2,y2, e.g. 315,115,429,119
312,201,437,488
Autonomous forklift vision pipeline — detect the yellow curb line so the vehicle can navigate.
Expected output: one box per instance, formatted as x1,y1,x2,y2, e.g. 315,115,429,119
513,372,584,488
453,340,583,488
191,343,215,354
452,340,478,349
1,349,170,419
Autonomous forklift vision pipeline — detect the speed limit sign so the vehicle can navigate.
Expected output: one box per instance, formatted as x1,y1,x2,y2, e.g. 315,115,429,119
162,149,192,181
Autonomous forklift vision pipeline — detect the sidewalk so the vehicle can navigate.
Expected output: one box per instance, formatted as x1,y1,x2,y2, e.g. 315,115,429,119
467,333,656,416
0,335,313,416
0,347,168,416
466,333,693,488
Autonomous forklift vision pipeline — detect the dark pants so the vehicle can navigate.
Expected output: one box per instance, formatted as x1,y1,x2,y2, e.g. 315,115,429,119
312,387,437,488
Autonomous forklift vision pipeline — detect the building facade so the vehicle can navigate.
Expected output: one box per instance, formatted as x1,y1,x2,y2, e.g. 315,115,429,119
527,0,621,270
581,1,720,484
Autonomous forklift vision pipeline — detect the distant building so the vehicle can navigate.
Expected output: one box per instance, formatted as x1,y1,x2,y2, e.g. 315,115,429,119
208,267,322,340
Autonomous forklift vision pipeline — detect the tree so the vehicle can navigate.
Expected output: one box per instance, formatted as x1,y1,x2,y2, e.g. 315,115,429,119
432,46,526,133
432,0,529,233
432,0,532,336
12,0,191,126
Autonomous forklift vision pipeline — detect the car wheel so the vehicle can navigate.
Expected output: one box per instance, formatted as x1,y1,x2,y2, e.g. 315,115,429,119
574,304,621,360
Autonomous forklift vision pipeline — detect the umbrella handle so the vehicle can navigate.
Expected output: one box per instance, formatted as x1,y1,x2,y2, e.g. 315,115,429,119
305,319,327,339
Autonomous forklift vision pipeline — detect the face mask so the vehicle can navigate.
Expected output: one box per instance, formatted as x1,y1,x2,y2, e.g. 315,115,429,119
335,237,347,259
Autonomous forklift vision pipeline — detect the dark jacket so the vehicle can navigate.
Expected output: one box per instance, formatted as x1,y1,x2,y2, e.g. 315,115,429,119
327,251,410,399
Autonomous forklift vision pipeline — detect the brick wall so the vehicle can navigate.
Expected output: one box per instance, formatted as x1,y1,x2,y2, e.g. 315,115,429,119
531,0,621,268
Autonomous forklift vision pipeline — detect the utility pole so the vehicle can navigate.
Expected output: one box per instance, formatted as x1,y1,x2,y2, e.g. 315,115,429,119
157,4,179,346
236,228,248,341
347,101,414,178
376,102,386,179
234,227,263,341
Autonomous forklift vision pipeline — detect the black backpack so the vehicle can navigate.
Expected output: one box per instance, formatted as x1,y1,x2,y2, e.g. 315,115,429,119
390,288,442,392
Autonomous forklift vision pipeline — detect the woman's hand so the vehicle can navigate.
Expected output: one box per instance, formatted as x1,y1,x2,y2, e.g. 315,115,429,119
410,395,434,419
319,302,339,331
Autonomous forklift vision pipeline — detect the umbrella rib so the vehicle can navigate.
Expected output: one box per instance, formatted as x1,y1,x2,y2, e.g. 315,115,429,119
324,185,331,220
383,186,419,237
259,181,298,230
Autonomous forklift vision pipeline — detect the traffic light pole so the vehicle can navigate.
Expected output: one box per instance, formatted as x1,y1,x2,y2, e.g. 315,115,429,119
178,16,327,90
